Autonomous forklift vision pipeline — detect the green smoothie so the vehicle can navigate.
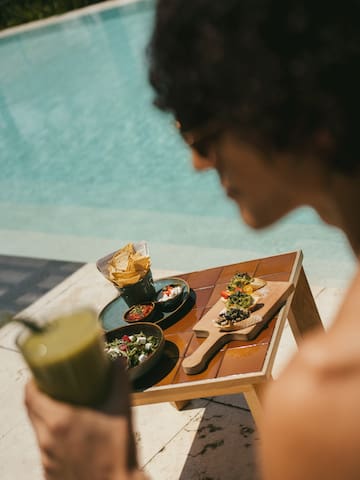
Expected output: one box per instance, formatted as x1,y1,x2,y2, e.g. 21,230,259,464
17,309,110,406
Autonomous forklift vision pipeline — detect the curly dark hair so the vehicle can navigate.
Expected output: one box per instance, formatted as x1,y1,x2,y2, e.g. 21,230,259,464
148,0,360,172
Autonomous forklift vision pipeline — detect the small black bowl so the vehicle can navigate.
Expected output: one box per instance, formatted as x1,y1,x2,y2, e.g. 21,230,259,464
104,323,165,381
123,302,156,323
155,282,185,311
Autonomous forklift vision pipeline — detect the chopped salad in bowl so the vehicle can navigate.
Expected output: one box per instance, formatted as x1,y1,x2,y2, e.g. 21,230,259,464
104,322,165,381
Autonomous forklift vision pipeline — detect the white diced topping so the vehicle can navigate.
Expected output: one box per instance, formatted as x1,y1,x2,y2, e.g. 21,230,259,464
107,347,119,354
145,342,152,351
158,285,182,301
129,335,135,342
172,286,182,296
139,353,148,363
136,336,146,344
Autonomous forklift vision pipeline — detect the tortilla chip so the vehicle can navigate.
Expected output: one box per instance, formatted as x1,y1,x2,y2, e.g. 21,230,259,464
107,242,151,287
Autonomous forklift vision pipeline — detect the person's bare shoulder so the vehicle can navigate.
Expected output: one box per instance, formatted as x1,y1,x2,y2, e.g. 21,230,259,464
259,319,360,480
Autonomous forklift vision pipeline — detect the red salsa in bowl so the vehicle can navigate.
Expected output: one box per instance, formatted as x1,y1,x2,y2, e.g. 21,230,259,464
123,302,156,323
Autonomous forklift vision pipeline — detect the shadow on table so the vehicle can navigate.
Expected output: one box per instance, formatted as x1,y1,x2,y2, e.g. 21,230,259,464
133,340,180,391
133,292,196,391
155,289,196,329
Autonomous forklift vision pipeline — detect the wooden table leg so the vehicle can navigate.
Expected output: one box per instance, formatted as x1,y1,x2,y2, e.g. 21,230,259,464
171,400,190,411
288,266,324,345
243,381,268,427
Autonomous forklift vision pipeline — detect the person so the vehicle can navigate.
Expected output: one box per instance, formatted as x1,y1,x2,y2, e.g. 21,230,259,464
25,0,360,478
25,359,143,479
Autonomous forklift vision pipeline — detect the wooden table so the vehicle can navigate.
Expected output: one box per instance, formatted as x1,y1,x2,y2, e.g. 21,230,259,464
131,251,323,425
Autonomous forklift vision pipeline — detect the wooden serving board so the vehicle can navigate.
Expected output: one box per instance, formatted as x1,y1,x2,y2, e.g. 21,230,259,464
182,281,293,375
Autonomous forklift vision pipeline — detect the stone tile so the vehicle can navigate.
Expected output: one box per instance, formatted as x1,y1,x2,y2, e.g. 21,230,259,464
15,292,43,306
0,347,43,480
272,286,346,378
0,269,30,284
0,255,84,313
314,287,344,329
144,400,260,480
37,274,69,289
208,393,250,410
272,322,298,378
0,322,23,351
133,399,209,467
0,287,8,296
310,285,324,298
59,262,86,273
0,255,47,268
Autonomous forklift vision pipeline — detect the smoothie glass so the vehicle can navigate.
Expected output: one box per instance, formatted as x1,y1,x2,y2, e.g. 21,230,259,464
17,308,110,406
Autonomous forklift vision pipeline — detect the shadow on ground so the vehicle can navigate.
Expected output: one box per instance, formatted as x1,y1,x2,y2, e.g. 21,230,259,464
145,395,261,480
179,397,261,480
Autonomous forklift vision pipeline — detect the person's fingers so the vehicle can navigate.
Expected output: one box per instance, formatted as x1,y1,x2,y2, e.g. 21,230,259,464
25,381,50,442
25,379,74,426
24,365,138,476
24,379,74,464
25,380,58,419
40,451,62,480
26,360,130,418
24,379,38,410
25,395,63,465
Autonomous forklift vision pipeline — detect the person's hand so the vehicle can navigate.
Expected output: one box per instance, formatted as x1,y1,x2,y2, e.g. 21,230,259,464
25,359,144,480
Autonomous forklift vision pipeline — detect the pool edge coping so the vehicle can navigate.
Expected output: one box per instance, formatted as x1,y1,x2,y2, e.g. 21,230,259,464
0,0,145,39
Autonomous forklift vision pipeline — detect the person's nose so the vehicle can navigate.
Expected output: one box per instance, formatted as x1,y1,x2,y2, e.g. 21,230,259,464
191,149,216,171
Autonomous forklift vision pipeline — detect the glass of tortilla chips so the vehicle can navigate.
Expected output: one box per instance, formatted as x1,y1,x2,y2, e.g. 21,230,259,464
97,242,156,307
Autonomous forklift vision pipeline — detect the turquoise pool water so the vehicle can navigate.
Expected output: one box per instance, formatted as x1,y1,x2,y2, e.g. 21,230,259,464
0,0,356,286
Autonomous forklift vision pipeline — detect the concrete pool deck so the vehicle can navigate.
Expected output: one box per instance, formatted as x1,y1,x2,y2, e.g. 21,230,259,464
0,262,345,479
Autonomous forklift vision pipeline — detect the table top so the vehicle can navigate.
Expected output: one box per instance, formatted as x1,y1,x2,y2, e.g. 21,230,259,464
131,251,301,405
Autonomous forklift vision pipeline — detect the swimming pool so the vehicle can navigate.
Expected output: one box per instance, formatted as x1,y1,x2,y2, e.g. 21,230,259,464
0,0,356,287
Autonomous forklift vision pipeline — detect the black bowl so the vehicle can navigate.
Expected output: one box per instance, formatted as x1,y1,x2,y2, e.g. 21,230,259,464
155,281,186,312
104,323,165,381
123,302,156,323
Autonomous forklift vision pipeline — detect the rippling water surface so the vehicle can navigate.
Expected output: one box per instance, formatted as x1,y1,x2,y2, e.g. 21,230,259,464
0,0,355,286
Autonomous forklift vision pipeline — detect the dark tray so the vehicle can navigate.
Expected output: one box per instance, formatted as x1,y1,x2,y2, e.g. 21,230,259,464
100,277,191,331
